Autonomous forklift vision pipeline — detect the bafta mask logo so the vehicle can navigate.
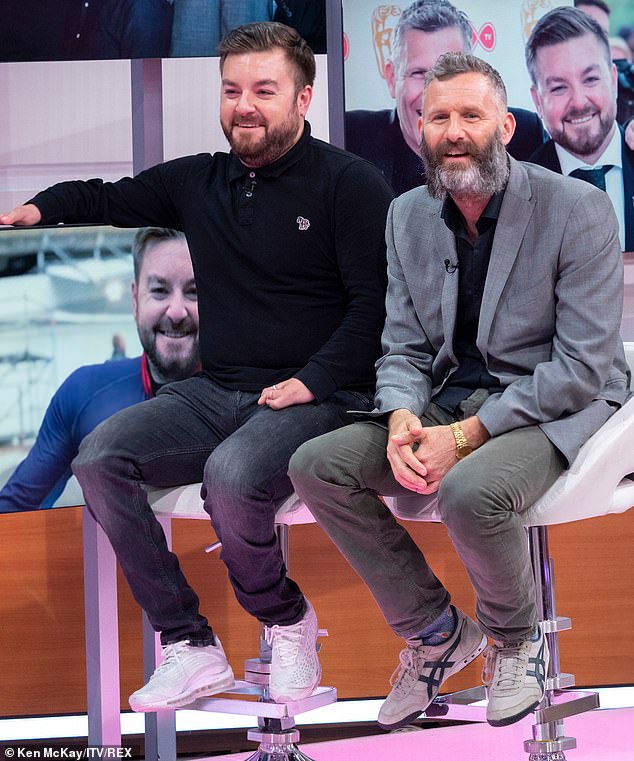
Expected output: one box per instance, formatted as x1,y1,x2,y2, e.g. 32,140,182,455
520,0,556,42
371,5,402,79
470,21,496,52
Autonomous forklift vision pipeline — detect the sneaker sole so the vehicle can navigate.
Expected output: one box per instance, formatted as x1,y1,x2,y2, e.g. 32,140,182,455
129,672,236,712
487,697,541,728
378,634,488,731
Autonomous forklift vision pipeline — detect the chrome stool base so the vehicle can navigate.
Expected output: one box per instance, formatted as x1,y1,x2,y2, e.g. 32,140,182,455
245,747,314,761
245,727,315,761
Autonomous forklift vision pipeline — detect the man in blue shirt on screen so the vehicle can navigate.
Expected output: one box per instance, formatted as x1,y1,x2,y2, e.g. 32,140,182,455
0,227,199,513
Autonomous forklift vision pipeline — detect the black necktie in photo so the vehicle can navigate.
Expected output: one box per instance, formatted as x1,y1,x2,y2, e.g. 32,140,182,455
569,165,613,192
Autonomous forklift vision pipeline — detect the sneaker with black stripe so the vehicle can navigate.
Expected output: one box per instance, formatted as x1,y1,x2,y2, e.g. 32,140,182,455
377,608,487,730
484,625,549,727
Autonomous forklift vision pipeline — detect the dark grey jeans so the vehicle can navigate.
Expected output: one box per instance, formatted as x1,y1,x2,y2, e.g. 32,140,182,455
289,405,565,643
73,375,372,645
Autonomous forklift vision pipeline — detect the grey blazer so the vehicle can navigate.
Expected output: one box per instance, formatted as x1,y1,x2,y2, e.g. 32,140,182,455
373,157,630,465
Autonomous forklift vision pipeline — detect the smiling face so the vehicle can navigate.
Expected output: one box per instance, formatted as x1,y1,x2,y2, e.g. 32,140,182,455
420,71,515,198
132,238,199,384
386,26,467,154
530,33,617,164
220,47,312,167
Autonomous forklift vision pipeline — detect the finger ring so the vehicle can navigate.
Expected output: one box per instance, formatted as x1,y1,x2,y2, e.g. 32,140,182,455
272,384,278,391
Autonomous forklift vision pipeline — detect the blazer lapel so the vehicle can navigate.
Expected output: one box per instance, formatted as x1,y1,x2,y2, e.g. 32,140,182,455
436,218,460,365
478,159,536,349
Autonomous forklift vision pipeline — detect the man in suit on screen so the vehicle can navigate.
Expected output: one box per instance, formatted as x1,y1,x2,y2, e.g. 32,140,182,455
526,6,634,251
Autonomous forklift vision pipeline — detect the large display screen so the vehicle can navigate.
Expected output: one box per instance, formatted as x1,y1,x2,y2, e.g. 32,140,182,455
0,225,139,507
0,0,328,62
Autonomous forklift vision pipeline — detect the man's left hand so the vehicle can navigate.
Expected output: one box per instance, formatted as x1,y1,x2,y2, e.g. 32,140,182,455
258,378,315,409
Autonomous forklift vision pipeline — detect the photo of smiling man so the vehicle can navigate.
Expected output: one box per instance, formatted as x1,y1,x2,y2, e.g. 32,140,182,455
526,5,634,252
0,227,200,513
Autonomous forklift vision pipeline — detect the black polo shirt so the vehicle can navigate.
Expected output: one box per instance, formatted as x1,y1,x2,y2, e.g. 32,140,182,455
30,124,393,400
432,188,505,413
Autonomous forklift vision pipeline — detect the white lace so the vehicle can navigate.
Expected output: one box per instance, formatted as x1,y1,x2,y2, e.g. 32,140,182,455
265,620,305,665
389,645,421,695
150,640,191,679
483,643,526,691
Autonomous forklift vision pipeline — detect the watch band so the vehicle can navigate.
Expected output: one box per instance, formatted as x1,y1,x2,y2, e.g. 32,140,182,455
450,421,473,459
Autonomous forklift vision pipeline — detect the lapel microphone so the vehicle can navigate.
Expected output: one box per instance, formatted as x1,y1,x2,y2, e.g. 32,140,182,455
444,259,459,273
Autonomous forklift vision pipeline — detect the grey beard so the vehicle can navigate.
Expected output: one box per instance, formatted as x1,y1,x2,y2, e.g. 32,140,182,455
421,130,510,201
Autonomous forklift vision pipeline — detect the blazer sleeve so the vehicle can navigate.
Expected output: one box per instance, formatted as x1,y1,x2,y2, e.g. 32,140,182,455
476,188,624,436
373,200,435,416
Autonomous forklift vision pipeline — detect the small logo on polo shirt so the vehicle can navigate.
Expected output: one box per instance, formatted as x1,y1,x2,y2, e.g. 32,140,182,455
296,216,310,231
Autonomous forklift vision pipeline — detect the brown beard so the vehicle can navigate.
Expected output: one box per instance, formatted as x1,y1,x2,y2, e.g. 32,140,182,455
222,106,302,167
550,104,616,158
138,316,200,382
420,127,510,200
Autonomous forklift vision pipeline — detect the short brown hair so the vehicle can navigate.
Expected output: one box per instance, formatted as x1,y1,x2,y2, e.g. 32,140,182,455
132,228,187,283
526,7,611,85
218,21,316,94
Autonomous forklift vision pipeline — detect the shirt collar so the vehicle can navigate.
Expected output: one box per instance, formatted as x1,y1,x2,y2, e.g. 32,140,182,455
227,121,311,182
555,122,623,175
441,186,506,234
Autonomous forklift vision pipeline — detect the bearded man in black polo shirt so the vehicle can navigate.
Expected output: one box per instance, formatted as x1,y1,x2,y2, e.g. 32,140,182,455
1,22,393,710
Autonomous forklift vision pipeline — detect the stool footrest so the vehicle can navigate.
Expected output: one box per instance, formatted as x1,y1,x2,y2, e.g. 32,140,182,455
424,686,488,722
542,616,572,634
188,684,337,718
546,673,575,691
534,690,599,725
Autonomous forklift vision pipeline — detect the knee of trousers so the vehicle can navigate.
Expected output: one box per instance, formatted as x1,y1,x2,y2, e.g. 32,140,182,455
288,429,365,501
202,446,279,515
437,464,507,536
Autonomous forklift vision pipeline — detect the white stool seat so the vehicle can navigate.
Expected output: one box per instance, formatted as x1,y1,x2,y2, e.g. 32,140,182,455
147,483,317,525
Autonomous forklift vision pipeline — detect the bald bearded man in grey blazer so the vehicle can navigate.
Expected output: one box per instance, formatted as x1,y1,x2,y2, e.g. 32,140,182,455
290,53,629,731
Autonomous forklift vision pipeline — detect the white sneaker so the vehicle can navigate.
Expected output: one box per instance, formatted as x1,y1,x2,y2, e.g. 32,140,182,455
484,626,549,727
265,600,321,702
129,637,235,711
378,608,487,730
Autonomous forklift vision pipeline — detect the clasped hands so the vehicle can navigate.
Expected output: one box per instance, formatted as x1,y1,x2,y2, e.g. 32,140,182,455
386,410,458,494
258,377,314,410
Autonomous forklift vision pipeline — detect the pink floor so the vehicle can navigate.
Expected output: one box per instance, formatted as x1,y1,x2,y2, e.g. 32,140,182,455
207,707,634,760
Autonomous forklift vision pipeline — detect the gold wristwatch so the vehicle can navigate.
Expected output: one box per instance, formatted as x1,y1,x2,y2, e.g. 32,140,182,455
450,421,473,459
